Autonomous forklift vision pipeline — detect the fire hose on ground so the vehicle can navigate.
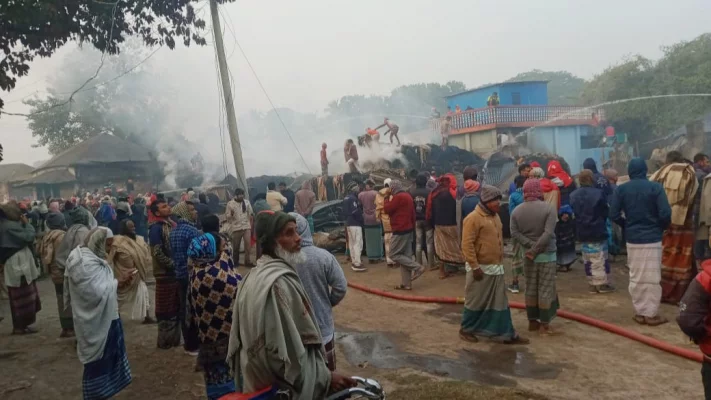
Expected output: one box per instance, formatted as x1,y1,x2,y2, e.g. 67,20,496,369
346,282,703,364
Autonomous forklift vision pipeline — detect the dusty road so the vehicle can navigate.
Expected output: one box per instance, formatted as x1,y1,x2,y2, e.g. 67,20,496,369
0,255,703,400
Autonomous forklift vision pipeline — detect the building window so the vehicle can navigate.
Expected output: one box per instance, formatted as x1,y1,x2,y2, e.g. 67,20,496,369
511,92,521,105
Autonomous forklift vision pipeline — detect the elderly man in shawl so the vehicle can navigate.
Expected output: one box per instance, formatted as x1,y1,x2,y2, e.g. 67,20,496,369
459,185,529,345
39,212,72,336
66,227,132,400
289,212,347,371
511,179,560,335
385,179,426,290
169,201,201,354
149,198,181,349
187,231,241,400
108,219,155,324
650,151,700,305
0,202,42,334
227,211,356,399
427,174,465,279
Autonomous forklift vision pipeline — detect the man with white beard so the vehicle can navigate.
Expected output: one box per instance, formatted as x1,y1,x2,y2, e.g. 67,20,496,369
227,211,355,399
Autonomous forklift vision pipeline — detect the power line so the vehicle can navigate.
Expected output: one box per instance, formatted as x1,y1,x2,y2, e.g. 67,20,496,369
219,16,313,174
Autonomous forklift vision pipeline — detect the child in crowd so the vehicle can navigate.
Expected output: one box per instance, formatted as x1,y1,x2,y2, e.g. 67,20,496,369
555,205,577,272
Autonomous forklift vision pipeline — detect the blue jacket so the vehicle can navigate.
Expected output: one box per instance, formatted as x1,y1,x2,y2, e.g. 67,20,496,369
508,189,524,216
570,186,608,242
461,194,480,220
342,193,363,227
609,158,671,244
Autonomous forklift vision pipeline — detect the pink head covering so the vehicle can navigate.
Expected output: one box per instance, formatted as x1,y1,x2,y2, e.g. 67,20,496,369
49,201,60,213
523,178,543,202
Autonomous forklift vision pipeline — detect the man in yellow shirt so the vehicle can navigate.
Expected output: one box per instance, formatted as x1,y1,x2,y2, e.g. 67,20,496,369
266,182,288,211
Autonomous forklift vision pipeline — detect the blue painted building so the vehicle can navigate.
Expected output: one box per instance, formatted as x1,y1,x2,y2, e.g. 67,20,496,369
445,80,548,110
527,125,608,175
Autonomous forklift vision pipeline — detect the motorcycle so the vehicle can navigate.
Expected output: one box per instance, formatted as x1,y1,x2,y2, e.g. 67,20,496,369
326,377,385,400
220,377,385,400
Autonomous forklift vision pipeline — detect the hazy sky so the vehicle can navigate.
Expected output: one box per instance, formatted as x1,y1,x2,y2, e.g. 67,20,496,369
1,0,710,172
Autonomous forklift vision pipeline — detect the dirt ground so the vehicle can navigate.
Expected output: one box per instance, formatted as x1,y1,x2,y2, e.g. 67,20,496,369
0,252,704,400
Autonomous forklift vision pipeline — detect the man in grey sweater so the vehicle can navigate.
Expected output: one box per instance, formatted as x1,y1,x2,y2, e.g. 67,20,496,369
289,213,348,371
510,179,560,335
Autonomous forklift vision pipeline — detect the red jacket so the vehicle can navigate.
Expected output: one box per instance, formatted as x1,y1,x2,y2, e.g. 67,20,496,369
678,260,711,357
383,191,415,234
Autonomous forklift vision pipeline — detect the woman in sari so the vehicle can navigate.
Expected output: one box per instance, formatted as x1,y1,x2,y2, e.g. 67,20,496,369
427,174,465,279
0,203,41,334
108,219,155,323
66,227,132,400
188,232,241,400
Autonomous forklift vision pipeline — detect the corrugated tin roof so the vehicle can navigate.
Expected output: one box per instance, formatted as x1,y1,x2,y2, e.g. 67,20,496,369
444,80,549,99
0,163,34,183
35,134,155,172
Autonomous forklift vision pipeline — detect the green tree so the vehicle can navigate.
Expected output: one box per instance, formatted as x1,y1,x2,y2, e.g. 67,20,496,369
0,0,219,112
506,69,586,105
581,33,711,143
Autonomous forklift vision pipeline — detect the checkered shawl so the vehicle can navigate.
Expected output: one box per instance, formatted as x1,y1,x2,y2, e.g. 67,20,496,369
189,249,241,343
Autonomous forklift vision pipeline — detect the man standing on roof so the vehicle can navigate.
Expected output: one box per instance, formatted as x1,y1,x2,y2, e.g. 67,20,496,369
487,92,500,107
344,139,360,173
375,118,400,146
320,143,329,177
440,116,451,150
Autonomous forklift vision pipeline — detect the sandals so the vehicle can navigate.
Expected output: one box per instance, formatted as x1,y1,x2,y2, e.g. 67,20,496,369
13,327,39,335
459,329,479,343
633,315,668,326
394,285,412,291
644,315,669,326
411,266,426,282
504,335,530,345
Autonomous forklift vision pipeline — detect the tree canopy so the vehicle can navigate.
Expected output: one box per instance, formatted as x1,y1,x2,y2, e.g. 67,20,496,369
0,0,222,111
581,33,711,143
506,69,586,105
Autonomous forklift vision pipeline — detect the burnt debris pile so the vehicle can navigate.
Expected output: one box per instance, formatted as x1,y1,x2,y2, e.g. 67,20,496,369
398,144,485,174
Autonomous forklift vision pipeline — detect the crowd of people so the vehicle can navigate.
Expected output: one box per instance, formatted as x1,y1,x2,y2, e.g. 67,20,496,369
5,148,711,398
338,151,711,348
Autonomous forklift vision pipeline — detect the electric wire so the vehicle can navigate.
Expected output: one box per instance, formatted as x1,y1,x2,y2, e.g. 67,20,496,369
219,12,313,174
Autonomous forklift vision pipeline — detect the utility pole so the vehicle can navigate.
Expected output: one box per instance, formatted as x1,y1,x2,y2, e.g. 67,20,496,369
209,0,249,198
